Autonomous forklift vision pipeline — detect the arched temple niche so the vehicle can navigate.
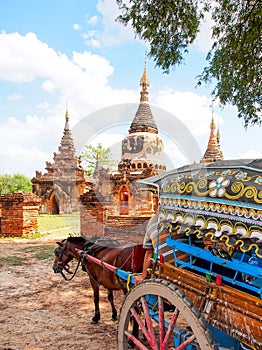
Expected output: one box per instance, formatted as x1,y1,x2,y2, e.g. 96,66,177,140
119,186,129,215
50,192,59,215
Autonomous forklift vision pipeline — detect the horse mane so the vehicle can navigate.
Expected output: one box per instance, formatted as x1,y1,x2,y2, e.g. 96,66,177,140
92,237,120,247
66,235,120,248
67,236,88,244
81,236,120,256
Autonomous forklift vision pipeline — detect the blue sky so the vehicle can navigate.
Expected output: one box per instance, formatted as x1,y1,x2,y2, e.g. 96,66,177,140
0,0,261,178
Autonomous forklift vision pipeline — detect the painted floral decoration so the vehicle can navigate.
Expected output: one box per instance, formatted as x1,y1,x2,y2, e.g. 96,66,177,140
209,176,230,197
254,176,262,185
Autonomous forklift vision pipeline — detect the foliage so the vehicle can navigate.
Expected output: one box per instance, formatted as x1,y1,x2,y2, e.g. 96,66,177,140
0,173,32,195
80,143,118,177
116,0,262,127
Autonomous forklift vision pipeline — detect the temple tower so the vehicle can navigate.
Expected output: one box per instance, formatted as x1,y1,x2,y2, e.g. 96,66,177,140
121,64,166,173
32,110,87,214
201,116,224,163
80,64,165,241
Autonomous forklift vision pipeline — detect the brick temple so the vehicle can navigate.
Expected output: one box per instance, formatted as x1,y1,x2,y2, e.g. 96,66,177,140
29,64,224,242
31,110,88,214
80,65,166,242
0,64,225,238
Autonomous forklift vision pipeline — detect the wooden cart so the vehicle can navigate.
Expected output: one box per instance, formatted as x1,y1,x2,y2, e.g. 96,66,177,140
84,159,262,349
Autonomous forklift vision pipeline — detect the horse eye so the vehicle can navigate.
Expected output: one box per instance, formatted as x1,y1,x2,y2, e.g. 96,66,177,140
54,248,60,257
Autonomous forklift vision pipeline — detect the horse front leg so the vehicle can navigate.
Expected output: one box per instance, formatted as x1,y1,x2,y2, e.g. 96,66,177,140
107,290,117,321
90,279,100,324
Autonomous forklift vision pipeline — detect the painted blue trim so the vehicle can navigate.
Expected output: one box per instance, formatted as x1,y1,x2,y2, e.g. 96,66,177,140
166,237,262,298
115,268,131,281
209,326,243,349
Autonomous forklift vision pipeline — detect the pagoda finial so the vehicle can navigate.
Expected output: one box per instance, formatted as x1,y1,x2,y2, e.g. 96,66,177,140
140,52,150,86
217,127,221,144
140,53,150,102
65,100,69,121
209,102,216,129
210,114,216,129
64,101,70,131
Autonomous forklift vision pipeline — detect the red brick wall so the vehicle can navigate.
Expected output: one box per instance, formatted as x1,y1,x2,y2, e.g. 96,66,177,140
0,192,40,237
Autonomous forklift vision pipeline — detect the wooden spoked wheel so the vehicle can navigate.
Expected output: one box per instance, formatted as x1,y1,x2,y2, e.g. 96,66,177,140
117,279,217,350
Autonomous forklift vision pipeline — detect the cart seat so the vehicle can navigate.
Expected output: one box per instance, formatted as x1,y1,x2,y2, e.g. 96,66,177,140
131,244,146,273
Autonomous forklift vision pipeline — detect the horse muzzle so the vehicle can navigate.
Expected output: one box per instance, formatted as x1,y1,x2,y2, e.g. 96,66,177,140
53,263,63,274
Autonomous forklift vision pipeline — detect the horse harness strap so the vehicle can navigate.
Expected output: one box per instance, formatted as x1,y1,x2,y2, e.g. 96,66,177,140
117,250,133,270
59,241,82,281
60,255,82,281
80,251,102,285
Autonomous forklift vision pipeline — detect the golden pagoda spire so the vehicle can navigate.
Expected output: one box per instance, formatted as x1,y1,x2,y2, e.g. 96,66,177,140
217,126,221,145
64,101,70,131
210,114,215,129
128,57,158,134
201,112,224,164
140,53,150,102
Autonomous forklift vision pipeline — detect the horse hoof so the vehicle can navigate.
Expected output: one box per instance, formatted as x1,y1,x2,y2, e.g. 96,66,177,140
91,316,100,324
91,319,99,324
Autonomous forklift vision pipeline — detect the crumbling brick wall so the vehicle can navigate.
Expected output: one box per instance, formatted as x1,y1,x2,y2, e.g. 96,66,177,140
0,192,40,237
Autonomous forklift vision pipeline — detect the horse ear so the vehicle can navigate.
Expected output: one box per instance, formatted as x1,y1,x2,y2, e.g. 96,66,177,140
56,241,63,247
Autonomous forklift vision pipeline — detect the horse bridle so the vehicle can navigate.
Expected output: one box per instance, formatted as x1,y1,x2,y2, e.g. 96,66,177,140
54,241,83,281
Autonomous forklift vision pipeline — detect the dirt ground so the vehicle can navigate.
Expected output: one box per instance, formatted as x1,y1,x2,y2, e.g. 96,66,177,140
0,232,123,350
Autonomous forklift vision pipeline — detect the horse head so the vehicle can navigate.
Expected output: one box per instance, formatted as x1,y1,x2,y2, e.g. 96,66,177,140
53,239,74,275
53,236,95,278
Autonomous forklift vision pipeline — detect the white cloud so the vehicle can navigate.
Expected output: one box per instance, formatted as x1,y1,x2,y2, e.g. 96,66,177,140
163,137,190,170
194,10,214,53
0,145,51,178
78,1,141,49
8,93,21,101
73,23,81,30
87,15,98,25
0,114,58,177
0,31,139,176
96,0,137,47
2,29,253,178
239,150,262,159
153,89,221,137
0,31,138,110
0,32,66,82
82,30,101,48
86,39,101,49
42,80,55,92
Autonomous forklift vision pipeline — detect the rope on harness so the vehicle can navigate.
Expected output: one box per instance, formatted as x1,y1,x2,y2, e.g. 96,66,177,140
126,273,140,291
60,257,81,281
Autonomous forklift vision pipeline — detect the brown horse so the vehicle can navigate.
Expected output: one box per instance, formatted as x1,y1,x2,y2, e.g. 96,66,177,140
53,236,144,323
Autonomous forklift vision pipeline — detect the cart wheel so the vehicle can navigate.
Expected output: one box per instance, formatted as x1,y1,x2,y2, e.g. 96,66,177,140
117,278,217,350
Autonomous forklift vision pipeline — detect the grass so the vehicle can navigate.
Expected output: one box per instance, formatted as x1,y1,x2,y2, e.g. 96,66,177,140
0,245,56,268
0,214,79,267
22,245,55,260
34,245,55,260
38,213,80,234
0,256,25,267
0,213,80,241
